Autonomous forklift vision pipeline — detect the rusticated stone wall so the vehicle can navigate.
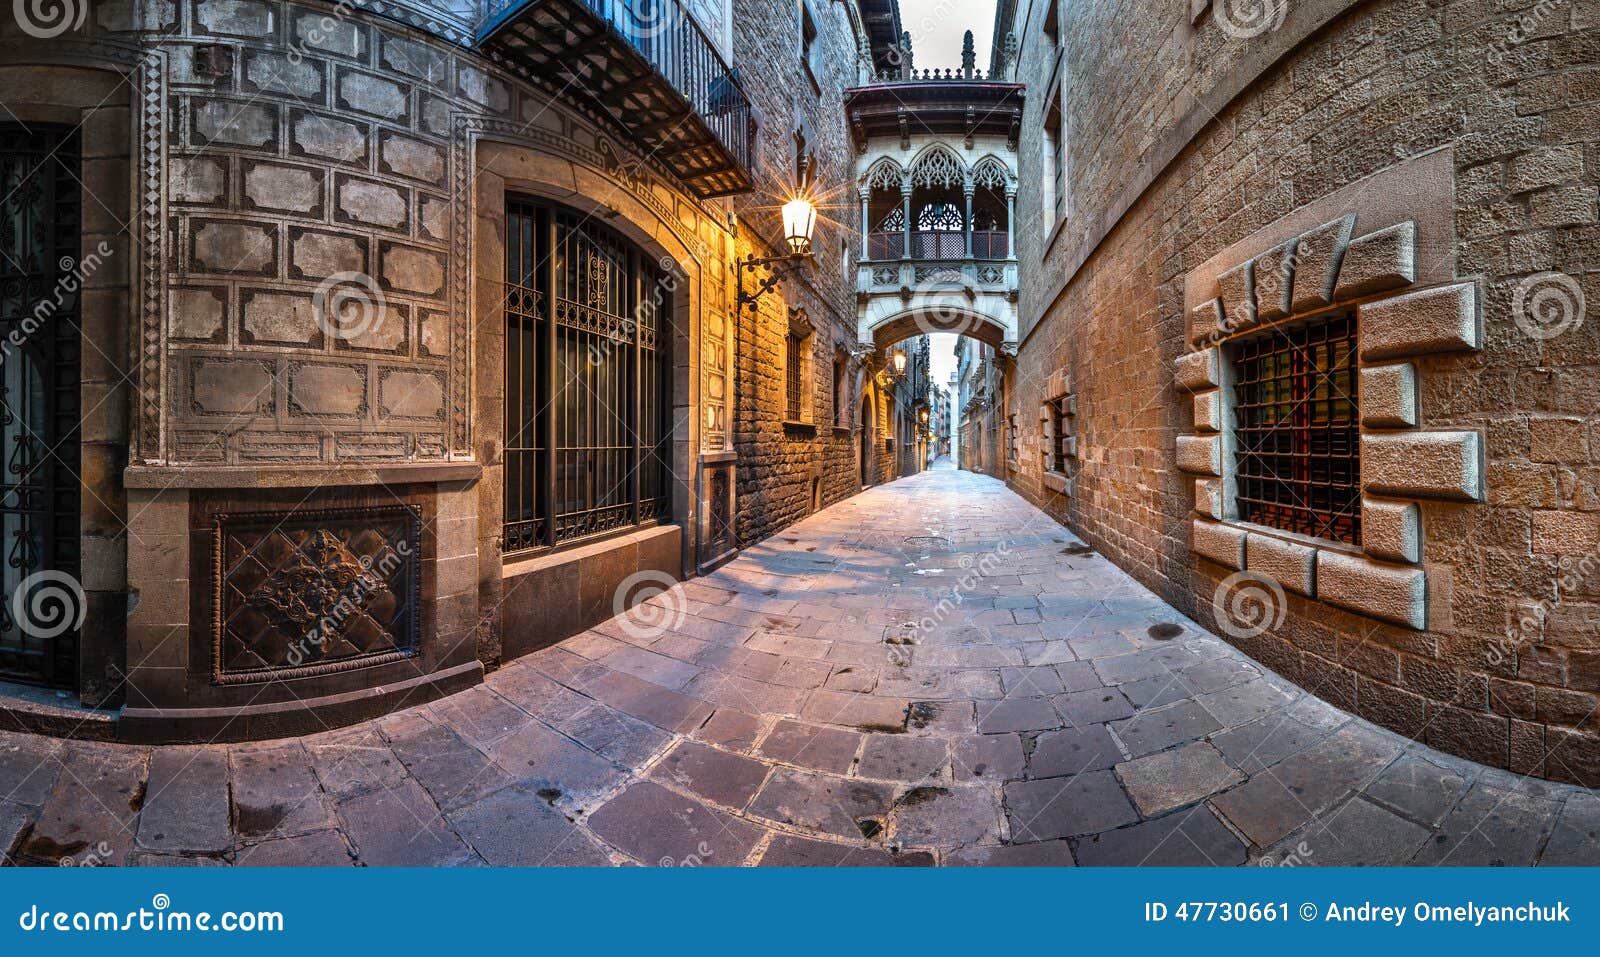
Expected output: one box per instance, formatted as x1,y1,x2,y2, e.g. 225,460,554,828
1009,0,1600,783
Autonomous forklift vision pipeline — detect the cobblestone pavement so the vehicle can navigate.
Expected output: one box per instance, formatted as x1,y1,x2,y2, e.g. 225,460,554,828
5,469,1600,867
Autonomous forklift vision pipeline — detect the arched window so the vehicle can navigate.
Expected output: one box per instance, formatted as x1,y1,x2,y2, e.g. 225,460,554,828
908,146,965,188
972,157,1009,190
503,196,672,554
864,158,903,192
916,203,964,232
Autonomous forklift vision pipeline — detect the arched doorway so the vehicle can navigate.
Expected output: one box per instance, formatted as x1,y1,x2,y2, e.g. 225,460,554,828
859,319,1011,483
859,392,875,488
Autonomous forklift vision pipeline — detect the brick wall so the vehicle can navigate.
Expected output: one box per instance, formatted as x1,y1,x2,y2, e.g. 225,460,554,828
1009,0,1600,782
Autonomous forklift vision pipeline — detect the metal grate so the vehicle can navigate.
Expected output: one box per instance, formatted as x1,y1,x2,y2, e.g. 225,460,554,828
478,0,753,196
0,125,80,689
785,332,803,421
503,197,670,555
1047,396,1071,473
1231,312,1361,546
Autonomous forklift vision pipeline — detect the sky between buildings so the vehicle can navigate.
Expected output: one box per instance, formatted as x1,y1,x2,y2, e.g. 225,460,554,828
899,0,998,72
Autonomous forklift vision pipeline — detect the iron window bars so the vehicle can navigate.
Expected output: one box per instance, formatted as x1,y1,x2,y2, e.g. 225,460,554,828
785,332,804,421
0,125,81,689
503,197,671,556
1231,312,1361,546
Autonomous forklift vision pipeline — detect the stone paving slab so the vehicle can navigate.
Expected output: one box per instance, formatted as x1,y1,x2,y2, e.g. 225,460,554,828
136,749,232,854
1,469,1596,865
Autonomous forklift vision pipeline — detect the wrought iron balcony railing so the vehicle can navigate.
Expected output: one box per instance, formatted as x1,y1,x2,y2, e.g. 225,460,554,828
478,0,753,197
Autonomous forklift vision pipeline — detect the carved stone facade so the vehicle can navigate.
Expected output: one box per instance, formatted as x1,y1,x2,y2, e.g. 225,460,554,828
1006,0,1600,783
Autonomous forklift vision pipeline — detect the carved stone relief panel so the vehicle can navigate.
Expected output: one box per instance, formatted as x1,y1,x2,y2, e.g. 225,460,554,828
211,505,422,683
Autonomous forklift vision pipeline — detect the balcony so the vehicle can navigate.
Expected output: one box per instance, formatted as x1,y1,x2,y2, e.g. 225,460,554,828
478,0,753,197
867,230,1009,260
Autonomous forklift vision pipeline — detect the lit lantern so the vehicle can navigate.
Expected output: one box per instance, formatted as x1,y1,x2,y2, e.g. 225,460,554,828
782,196,817,256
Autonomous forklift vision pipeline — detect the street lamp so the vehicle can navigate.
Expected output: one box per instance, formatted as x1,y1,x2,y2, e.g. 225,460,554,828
736,195,817,310
782,196,817,256
890,347,908,378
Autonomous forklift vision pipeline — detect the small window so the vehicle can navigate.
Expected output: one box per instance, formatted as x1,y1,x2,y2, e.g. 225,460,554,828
799,1,821,91
1043,98,1066,228
833,356,848,428
1231,312,1361,545
1043,393,1074,475
785,333,804,421
785,310,814,424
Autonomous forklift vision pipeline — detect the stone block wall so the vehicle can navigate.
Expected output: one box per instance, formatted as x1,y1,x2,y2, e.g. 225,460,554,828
731,0,876,545
1009,0,1600,782
6,0,872,736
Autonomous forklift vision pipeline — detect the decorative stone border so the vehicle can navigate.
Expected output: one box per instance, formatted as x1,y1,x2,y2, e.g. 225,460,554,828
1174,211,1483,630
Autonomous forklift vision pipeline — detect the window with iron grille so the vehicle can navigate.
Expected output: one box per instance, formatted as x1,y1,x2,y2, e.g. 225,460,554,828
833,356,847,428
502,197,671,555
1231,312,1361,546
785,331,804,421
0,124,80,689
1043,394,1073,475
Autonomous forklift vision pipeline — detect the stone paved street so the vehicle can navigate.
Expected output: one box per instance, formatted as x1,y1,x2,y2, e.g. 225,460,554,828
4,468,1598,866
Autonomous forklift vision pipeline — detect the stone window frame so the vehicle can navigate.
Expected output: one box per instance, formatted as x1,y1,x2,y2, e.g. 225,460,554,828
1039,368,1075,496
797,0,822,95
1041,95,1065,232
1175,211,1484,630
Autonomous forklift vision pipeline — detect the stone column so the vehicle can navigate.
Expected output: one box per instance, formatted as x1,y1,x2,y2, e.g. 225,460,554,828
1005,186,1017,260
964,182,975,258
900,179,912,259
859,187,870,245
